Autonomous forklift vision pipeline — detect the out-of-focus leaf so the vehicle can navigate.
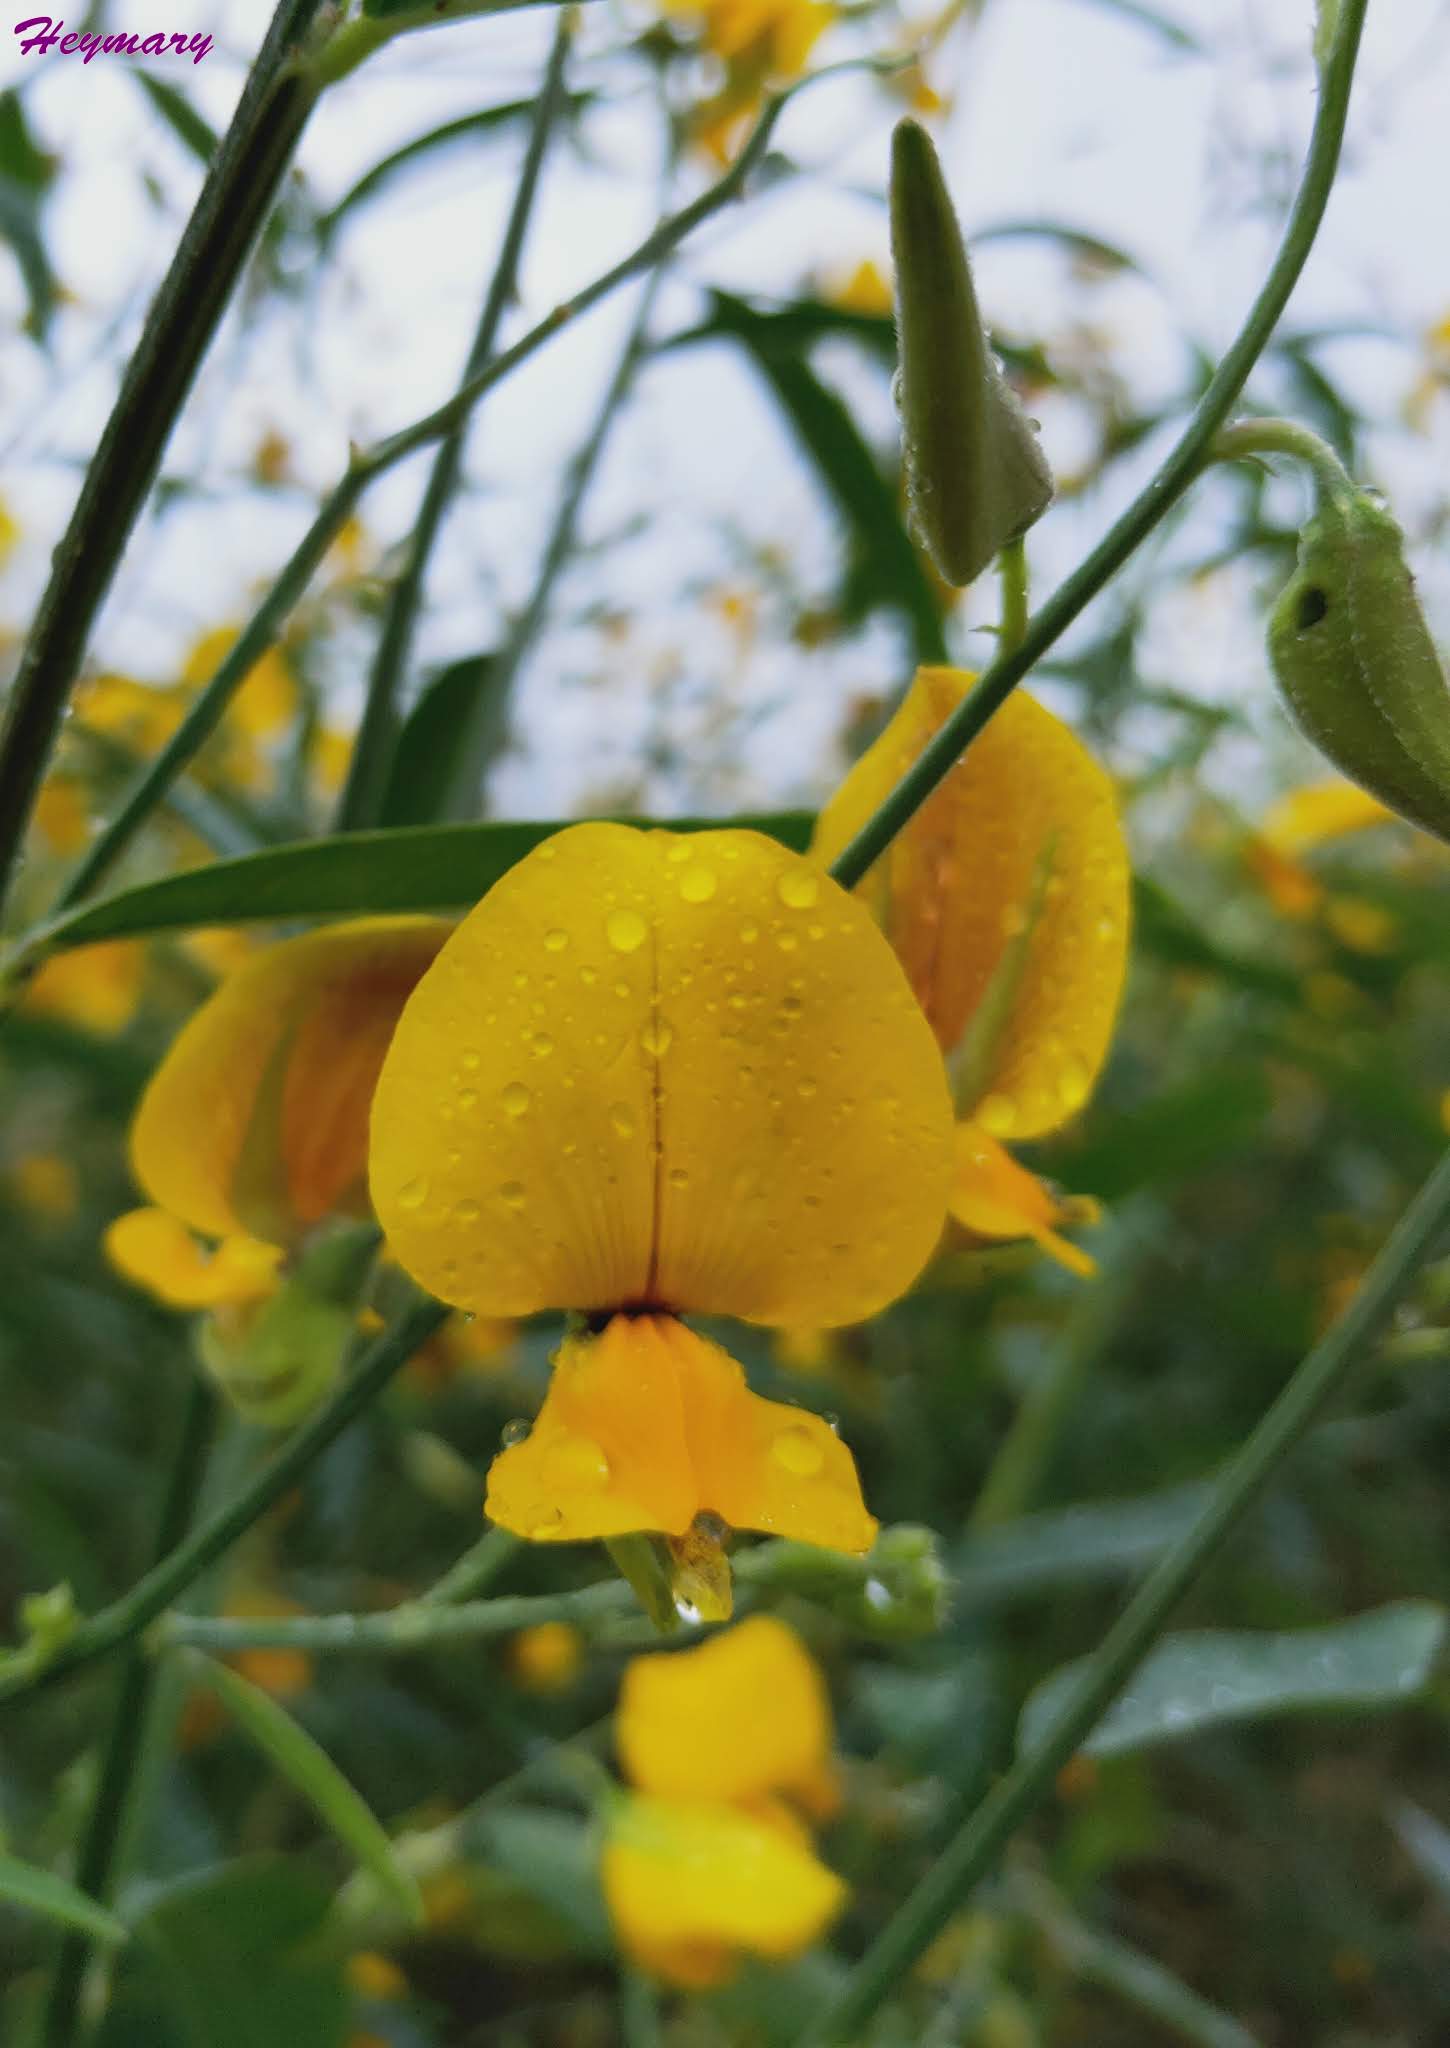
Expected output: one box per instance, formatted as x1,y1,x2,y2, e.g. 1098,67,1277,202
1020,1601,1448,1760
973,219,1142,276
319,96,593,240
14,812,815,960
0,1850,127,1944
1013,1871,1259,2048
0,90,56,190
1132,875,1300,998
1055,1068,1272,1200
672,292,946,660
378,655,500,827
1076,0,1201,50
190,1656,423,1924
955,1482,1213,1606
128,1859,347,2048
1272,338,1359,467
464,1808,612,1956
133,74,219,165
665,296,896,369
1393,1801,1450,1908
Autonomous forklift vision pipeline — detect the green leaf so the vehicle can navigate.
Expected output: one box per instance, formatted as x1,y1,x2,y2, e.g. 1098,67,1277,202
972,219,1142,276
0,91,57,191
1394,1801,1450,1909
0,1850,128,1945
954,1482,1214,1608
319,96,592,240
1131,875,1300,999
464,1808,613,1957
378,655,500,827
190,1656,423,1924
1051,1067,1272,1201
1020,1601,1448,1760
133,74,219,165
1077,0,1201,50
129,1859,347,2048
15,813,814,963
675,293,946,661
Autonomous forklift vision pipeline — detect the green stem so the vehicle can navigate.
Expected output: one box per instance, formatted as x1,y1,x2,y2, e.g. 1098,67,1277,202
39,1380,217,2048
419,1526,520,1605
307,0,591,88
51,65,851,912
996,535,1029,656
0,0,328,928
159,1578,637,1655
0,1298,448,1711
800,1136,1450,2047
334,13,575,831
447,255,668,813
620,1968,666,2048
826,0,1367,895
1209,416,1357,508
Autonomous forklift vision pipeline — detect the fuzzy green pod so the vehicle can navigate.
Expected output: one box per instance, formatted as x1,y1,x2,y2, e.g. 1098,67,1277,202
1267,486,1450,844
889,117,1053,586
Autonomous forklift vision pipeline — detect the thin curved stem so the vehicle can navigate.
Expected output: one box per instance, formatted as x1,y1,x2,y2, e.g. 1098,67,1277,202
801,1133,1450,2045
0,1298,448,1711
49,64,864,915
334,12,575,831
826,0,1368,894
0,0,328,928
1210,416,1357,507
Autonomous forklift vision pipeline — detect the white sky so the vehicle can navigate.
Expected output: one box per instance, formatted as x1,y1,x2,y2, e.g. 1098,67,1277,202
1,0,1449,823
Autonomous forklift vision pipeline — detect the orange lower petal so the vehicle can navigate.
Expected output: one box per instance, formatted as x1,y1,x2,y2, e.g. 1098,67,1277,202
484,1314,877,1553
949,1125,1098,1278
104,1207,283,1309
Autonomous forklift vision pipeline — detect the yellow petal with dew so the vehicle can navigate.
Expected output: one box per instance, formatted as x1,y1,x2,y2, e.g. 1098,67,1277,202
602,1792,846,1986
132,917,450,1245
371,822,951,1325
104,1207,283,1309
484,1314,877,1554
948,1124,1098,1278
617,1614,837,1814
812,666,1129,1140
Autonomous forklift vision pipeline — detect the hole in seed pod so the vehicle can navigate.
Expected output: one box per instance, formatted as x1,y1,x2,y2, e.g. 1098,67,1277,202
1297,586,1329,630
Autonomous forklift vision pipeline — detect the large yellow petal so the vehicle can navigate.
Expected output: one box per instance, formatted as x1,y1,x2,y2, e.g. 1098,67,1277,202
370,822,952,1324
104,1207,283,1309
617,1615,837,1813
602,1793,846,1986
812,666,1130,1140
483,1314,876,1553
132,918,450,1245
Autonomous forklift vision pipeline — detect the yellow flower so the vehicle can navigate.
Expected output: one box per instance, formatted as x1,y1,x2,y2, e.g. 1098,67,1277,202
31,775,91,857
105,1207,283,1309
813,666,1129,1275
7,1151,81,1224
25,940,144,1036
134,917,451,1251
664,0,834,161
507,1620,585,1691
826,259,894,318
0,495,18,566
604,1617,846,1985
74,672,187,754
372,823,952,1563
1259,779,1395,855
182,626,299,793
1247,779,1402,930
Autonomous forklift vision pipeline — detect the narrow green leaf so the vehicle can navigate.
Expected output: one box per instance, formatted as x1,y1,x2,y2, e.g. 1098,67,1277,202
0,1850,128,1945
15,813,814,963
0,90,57,190
954,1483,1214,1608
190,1655,423,1923
972,219,1142,275
1020,1601,1448,1760
319,96,592,239
133,74,220,165
378,654,500,826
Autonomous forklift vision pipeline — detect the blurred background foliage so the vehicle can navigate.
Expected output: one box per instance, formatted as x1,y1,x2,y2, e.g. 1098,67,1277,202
3,0,1450,2042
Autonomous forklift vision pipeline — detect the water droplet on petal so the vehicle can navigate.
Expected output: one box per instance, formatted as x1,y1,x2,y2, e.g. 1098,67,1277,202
499,1180,527,1209
977,1092,1017,1136
458,1087,478,1111
771,1425,824,1475
1057,1055,1089,1111
531,1033,555,1059
398,1177,428,1210
606,908,647,953
461,1049,481,1071
610,1102,637,1138
544,1433,611,1491
640,1017,673,1057
544,928,569,952
679,864,717,903
503,1081,532,1117
777,867,820,910
668,1167,689,1189
453,1198,481,1224
501,1417,531,1447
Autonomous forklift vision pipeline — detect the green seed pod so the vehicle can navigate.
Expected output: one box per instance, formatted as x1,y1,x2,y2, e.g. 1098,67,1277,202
197,1278,350,1428
889,117,1053,586
1267,485,1450,844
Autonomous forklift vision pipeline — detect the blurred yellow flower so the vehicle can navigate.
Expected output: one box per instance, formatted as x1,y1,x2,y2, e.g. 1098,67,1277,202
0,495,18,566
7,1151,81,1223
25,939,144,1036
665,0,834,161
814,666,1129,1274
1259,779,1394,855
1247,779,1402,936
31,775,90,857
371,823,953,1578
182,625,298,743
603,1617,845,1984
75,672,187,754
508,1620,585,1691
827,259,894,317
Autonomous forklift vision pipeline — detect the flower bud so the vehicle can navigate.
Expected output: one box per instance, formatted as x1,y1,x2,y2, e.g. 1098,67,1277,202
1267,486,1450,845
890,118,1053,586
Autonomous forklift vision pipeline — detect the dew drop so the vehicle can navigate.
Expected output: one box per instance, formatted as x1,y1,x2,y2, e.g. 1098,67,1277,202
458,1087,478,1111
1057,1054,1090,1111
798,1078,818,1099
501,1417,531,1447
606,908,647,953
453,1198,481,1224
544,928,570,953
668,1167,689,1189
977,1092,1017,1136
461,1049,481,1071
610,1102,637,1139
531,1032,555,1059
502,1081,532,1117
740,920,759,944
771,1425,824,1476
544,1433,611,1490
777,867,820,910
640,1017,674,1057
679,864,717,903
499,1180,527,1209
398,1177,428,1210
